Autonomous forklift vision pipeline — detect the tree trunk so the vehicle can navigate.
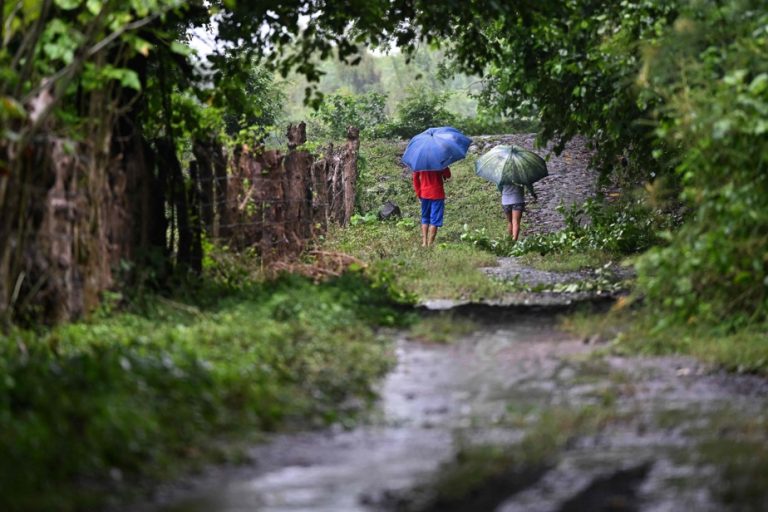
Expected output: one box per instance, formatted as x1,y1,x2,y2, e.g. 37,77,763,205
156,137,192,271
212,142,229,239
193,139,215,237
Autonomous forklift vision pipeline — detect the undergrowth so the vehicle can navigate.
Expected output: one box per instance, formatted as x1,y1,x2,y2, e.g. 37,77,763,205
0,258,411,511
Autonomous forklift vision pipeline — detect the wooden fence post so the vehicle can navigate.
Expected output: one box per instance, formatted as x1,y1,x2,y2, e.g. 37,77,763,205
342,126,360,225
212,142,229,239
284,122,311,253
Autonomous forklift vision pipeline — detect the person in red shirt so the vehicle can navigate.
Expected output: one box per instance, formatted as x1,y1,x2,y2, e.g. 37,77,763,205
413,168,451,247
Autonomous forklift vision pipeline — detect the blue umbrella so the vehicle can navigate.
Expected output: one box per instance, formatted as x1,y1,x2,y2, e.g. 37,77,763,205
402,126,472,171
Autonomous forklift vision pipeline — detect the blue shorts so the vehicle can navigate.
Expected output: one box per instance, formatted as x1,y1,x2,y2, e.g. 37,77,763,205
420,198,445,227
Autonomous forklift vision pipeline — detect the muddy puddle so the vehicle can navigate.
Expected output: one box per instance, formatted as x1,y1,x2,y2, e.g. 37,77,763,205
136,310,768,512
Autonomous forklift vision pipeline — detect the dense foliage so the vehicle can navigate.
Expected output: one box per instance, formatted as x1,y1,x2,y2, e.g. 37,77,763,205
443,0,767,327
634,5,768,326
312,91,388,138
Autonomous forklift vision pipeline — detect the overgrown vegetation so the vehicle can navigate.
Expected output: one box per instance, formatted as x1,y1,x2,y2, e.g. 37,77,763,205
3,0,768,507
0,260,409,511
563,307,768,375
310,85,529,140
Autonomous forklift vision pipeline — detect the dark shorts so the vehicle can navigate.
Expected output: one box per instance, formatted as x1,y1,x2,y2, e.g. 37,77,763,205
503,203,526,214
420,198,445,227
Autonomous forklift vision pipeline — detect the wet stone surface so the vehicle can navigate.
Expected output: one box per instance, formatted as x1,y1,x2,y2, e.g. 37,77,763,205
134,313,768,512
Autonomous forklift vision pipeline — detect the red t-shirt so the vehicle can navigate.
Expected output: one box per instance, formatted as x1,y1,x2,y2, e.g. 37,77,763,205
413,168,451,200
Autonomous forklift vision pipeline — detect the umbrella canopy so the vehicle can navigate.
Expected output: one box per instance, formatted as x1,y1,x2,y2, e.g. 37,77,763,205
475,145,548,198
402,126,471,171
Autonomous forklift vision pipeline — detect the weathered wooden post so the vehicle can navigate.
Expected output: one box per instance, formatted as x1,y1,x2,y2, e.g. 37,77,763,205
187,161,203,274
211,143,229,239
342,126,360,225
284,122,312,252
311,145,331,234
256,149,286,263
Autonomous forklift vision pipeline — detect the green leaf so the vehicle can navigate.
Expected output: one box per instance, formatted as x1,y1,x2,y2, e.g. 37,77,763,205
21,0,43,23
86,0,101,15
170,41,194,56
749,73,768,95
116,69,141,91
54,0,81,10
0,96,27,120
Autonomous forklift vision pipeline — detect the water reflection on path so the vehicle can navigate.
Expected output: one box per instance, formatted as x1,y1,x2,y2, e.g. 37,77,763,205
144,312,768,512
147,316,568,512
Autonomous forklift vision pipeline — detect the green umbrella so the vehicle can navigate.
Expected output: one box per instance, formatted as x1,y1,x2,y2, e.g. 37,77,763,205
475,145,548,199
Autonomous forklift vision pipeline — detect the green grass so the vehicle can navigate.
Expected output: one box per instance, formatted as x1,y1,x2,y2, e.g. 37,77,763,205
562,305,768,376
0,270,407,511
517,249,615,273
696,413,768,511
357,139,511,241
408,312,478,344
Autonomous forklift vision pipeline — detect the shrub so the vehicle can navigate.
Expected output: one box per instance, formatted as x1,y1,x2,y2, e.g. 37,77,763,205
634,6,768,328
387,88,456,138
0,270,408,510
454,113,539,136
312,91,389,138
459,195,666,259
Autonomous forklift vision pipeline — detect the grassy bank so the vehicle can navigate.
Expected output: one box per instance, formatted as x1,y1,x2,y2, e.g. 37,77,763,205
563,306,768,376
0,268,408,511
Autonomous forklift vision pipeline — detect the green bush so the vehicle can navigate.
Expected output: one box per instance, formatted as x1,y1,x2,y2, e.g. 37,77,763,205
0,270,408,510
636,8,768,327
456,1,767,328
312,91,389,138
454,113,539,136
386,88,457,138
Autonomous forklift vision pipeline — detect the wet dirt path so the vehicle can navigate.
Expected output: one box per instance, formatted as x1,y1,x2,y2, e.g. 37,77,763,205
139,309,768,512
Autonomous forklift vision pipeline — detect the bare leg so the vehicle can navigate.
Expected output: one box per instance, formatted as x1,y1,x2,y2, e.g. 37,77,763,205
421,224,429,247
505,210,514,237
511,210,523,241
427,225,438,246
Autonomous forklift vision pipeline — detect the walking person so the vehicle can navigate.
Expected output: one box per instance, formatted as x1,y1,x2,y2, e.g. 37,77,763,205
413,167,451,247
500,183,525,241
476,144,548,242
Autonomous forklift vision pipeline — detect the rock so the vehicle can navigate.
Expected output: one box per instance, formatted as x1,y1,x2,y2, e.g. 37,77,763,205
378,200,402,221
